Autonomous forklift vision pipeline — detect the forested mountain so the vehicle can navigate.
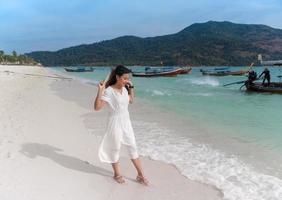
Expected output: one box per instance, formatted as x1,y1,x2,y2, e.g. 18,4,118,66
26,21,282,66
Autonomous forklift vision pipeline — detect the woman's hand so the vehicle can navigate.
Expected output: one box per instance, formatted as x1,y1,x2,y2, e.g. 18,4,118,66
98,80,106,91
94,80,106,111
125,80,133,87
126,80,134,103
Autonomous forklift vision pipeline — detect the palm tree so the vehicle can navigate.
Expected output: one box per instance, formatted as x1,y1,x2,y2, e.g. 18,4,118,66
12,50,17,57
12,50,18,63
0,50,4,63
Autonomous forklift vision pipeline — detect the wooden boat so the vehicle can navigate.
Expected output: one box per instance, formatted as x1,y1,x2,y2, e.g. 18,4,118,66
200,69,230,76
145,66,175,72
227,69,249,76
245,82,282,94
64,67,94,72
179,67,192,74
132,68,183,77
201,69,249,76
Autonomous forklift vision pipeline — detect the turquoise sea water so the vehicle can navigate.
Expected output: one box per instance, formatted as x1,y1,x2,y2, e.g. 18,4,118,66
51,66,282,200
54,66,282,151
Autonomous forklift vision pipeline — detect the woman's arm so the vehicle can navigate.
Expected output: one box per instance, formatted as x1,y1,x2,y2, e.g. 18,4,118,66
94,81,106,111
128,87,134,104
126,80,134,104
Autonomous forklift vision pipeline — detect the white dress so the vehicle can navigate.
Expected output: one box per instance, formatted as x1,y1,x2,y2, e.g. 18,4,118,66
98,86,139,163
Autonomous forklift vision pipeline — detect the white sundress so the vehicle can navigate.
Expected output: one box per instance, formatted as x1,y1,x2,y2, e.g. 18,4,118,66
98,86,139,163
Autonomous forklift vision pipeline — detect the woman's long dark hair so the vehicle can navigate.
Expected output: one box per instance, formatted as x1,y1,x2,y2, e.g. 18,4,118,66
105,68,117,88
105,65,132,89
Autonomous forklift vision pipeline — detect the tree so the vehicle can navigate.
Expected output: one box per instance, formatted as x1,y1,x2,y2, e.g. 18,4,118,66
0,50,4,62
12,50,17,57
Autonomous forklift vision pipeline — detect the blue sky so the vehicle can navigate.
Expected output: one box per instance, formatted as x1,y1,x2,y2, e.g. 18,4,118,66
1,0,282,54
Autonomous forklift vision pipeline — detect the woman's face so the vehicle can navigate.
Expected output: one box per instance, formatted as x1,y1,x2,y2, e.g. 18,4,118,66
116,73,129,86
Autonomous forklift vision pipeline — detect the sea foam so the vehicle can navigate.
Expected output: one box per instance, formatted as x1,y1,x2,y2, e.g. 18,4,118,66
188,77,220,86
146,89,172,96
134,120,282,200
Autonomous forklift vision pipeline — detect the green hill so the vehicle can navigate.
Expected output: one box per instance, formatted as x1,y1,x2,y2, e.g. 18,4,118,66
26,21,282,66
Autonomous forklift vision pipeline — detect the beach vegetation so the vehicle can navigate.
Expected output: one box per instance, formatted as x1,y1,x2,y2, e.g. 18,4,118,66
0,50,39,65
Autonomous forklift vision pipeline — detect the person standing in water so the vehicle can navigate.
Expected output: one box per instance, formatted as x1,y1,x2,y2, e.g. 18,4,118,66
259,67,271,86
94,65,149,185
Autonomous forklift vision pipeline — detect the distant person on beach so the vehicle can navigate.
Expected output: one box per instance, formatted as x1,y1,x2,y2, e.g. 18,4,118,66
259,67,271,86
94,65,149,185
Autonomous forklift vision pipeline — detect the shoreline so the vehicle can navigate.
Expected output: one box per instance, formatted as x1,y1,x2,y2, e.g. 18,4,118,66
48,66,282,200
0,65,222,200
51,66,282,176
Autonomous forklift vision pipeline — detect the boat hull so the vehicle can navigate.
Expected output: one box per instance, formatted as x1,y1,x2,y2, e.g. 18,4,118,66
201,71,230,76
228,70,249,76
246,82,282,94
201,70,248,76
179,67,192,74
132,68,182,77
64,67,94,72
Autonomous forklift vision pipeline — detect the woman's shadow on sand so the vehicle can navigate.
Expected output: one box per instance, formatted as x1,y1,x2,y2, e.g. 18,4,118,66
20,143,112,177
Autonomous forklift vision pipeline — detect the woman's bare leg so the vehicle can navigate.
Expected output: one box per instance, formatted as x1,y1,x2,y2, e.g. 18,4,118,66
111,162,125,183
131,157,149,185
111,162,121,176
131,158,144,176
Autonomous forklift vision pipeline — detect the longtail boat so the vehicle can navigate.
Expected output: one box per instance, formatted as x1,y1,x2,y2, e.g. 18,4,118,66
227,69,249,76
200,69,230,76
245,82,282,94
201,69,249,76
201,63,253,76
64,67,94,72
132,68,183,77
179,67,192,74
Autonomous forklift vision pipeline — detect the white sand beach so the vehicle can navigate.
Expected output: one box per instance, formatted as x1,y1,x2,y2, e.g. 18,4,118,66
0,65,222,200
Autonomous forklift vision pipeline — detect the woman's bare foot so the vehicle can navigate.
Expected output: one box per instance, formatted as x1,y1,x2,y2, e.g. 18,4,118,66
113,175,125,184
136,175,149,186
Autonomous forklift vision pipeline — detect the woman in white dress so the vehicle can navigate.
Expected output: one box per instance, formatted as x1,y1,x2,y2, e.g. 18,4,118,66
94,65,149,185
